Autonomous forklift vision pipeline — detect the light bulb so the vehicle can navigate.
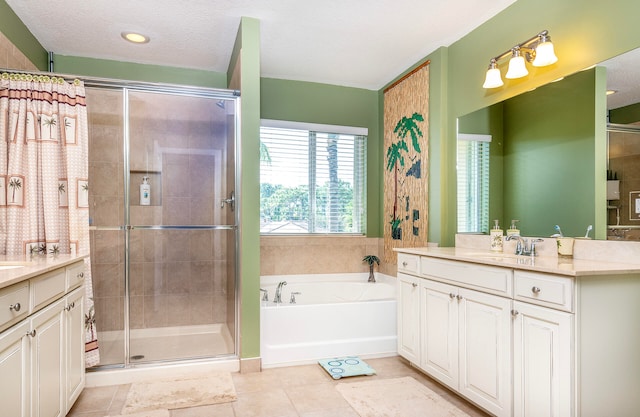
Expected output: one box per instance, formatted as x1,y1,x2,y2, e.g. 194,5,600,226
532,40,558,67
483,67,504,88
506,54,528,79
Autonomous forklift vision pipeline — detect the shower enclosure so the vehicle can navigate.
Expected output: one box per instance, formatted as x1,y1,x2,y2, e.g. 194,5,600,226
607,123,640,240
86,82,239,367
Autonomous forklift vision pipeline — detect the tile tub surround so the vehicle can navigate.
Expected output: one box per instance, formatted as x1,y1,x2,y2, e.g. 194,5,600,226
260,235,396,276
68,356,491,417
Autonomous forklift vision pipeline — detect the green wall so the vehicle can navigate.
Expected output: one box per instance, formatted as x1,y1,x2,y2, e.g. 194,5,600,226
502,69,599,238
53,55,227,88
610,102,640,124
425,0,640,246
260,78,381,236
230,17,262,360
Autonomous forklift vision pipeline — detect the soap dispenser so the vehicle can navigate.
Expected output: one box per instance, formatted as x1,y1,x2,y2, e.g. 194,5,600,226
490,219,504,252
140,176,151,206
507,220,520,237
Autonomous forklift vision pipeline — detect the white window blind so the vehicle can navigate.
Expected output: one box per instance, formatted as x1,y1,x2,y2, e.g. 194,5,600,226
457,134,490,234
260,122,367,234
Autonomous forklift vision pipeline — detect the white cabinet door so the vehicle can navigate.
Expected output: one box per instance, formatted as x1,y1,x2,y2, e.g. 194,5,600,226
458,288,512,417
397,273,421,364
0,320,30,417
30,298,65,417
65,287,85,413
513,301,572,417
420,279,458,390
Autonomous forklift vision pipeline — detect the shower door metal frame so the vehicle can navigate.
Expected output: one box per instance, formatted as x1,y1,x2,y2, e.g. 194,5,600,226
87,79,241,369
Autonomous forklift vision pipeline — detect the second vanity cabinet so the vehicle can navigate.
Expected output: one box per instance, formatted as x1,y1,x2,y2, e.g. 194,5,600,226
397,252,574,417
0,258,86,417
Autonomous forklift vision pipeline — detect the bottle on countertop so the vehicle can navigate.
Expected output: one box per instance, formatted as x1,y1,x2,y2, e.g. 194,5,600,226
490,219,504,252
506,219,520,237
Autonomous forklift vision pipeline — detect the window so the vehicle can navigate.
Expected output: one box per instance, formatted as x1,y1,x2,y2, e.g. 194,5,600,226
260,120,367,234
457,133,490,234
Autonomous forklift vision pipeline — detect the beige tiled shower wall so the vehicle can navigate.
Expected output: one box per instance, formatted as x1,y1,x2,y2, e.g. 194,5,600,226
260,236,397,277
0,31,38,71
607,129,640,240
87,89,232,332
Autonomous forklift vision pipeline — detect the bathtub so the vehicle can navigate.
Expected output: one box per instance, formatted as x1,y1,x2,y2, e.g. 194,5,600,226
260,273,397,367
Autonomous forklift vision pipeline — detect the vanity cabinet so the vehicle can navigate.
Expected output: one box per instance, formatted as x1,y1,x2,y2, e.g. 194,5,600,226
418,259,512,417
0,258,85,417
397,273,421,364
512,301,572,417
396,252,574,417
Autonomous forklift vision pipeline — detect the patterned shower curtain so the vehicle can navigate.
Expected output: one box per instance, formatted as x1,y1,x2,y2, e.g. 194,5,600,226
0,72,99,367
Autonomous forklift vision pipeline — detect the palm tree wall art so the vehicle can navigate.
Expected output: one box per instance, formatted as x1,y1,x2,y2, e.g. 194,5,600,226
382,62,429,263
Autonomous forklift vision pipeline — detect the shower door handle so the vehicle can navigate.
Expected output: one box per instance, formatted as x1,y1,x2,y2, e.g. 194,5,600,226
221,191,235,211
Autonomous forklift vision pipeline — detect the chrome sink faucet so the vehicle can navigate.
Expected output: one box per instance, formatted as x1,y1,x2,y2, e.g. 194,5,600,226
274,281,287,304
506,235,543,256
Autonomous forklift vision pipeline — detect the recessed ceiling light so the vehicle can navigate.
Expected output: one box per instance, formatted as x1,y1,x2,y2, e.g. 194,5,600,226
121,32,150,44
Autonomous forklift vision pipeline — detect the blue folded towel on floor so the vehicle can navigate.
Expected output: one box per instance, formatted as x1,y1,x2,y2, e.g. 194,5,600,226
318,356,376,379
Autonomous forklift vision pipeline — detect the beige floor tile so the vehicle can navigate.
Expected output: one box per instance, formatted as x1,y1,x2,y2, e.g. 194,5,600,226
231,387,298,417
170,403,235,417
299,407,360,417
285,383,350,414
67,356,491,417
68,385,121,413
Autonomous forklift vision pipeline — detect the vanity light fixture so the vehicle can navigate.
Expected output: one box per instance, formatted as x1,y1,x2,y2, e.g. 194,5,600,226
482,30,558,89
121,32,150,44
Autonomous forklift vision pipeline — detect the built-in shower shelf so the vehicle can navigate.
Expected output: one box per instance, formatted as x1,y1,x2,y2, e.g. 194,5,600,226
129,170,162,206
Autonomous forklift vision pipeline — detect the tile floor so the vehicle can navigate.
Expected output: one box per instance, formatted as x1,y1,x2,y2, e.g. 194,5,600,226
67,356,491,417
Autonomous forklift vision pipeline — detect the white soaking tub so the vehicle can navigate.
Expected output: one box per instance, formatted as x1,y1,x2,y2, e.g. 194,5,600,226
260,273,397,367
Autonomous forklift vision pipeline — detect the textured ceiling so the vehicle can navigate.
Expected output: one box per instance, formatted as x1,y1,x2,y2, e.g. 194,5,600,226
5,0,517,90
5,1,639,108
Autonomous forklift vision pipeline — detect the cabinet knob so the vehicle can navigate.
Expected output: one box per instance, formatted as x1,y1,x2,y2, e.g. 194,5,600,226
511,309,519,317
9,302,21,312
456,295,463,300
402,261,408,267
26,329,36,337
449,293,456,299
531,286,541,294
77,272,84,279
412,283,418,288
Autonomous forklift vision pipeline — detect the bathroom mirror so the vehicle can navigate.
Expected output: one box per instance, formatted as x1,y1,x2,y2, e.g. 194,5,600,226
457,47,640,240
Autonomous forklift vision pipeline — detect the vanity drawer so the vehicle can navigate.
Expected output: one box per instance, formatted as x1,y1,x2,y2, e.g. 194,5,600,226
31,268,66,312
420,256,513,297
397,253,420,274
0,282,30,331
66,261,85,290
514,271,574,312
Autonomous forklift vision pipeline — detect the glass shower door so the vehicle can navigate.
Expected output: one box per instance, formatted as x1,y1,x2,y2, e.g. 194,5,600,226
126,90,237,363
87,84,238,368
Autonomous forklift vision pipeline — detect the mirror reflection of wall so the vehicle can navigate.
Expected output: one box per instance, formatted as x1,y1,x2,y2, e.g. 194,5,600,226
457,68,603,239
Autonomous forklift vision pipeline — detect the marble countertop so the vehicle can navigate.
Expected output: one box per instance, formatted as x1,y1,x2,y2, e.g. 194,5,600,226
395,246,640,277
0,254,88,290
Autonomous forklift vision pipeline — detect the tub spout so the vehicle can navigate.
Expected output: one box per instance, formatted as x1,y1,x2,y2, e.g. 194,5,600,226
274,281,287,304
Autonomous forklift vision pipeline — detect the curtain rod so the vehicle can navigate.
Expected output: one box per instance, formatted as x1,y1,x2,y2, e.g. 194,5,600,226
0,66,240,98
383,60,430,94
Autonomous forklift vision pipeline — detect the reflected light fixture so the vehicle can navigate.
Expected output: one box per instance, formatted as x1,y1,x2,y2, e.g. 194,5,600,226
121,32,150,44
482,30,558,89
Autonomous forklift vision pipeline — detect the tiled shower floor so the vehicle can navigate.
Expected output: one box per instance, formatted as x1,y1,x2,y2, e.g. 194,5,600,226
97,324,234,365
